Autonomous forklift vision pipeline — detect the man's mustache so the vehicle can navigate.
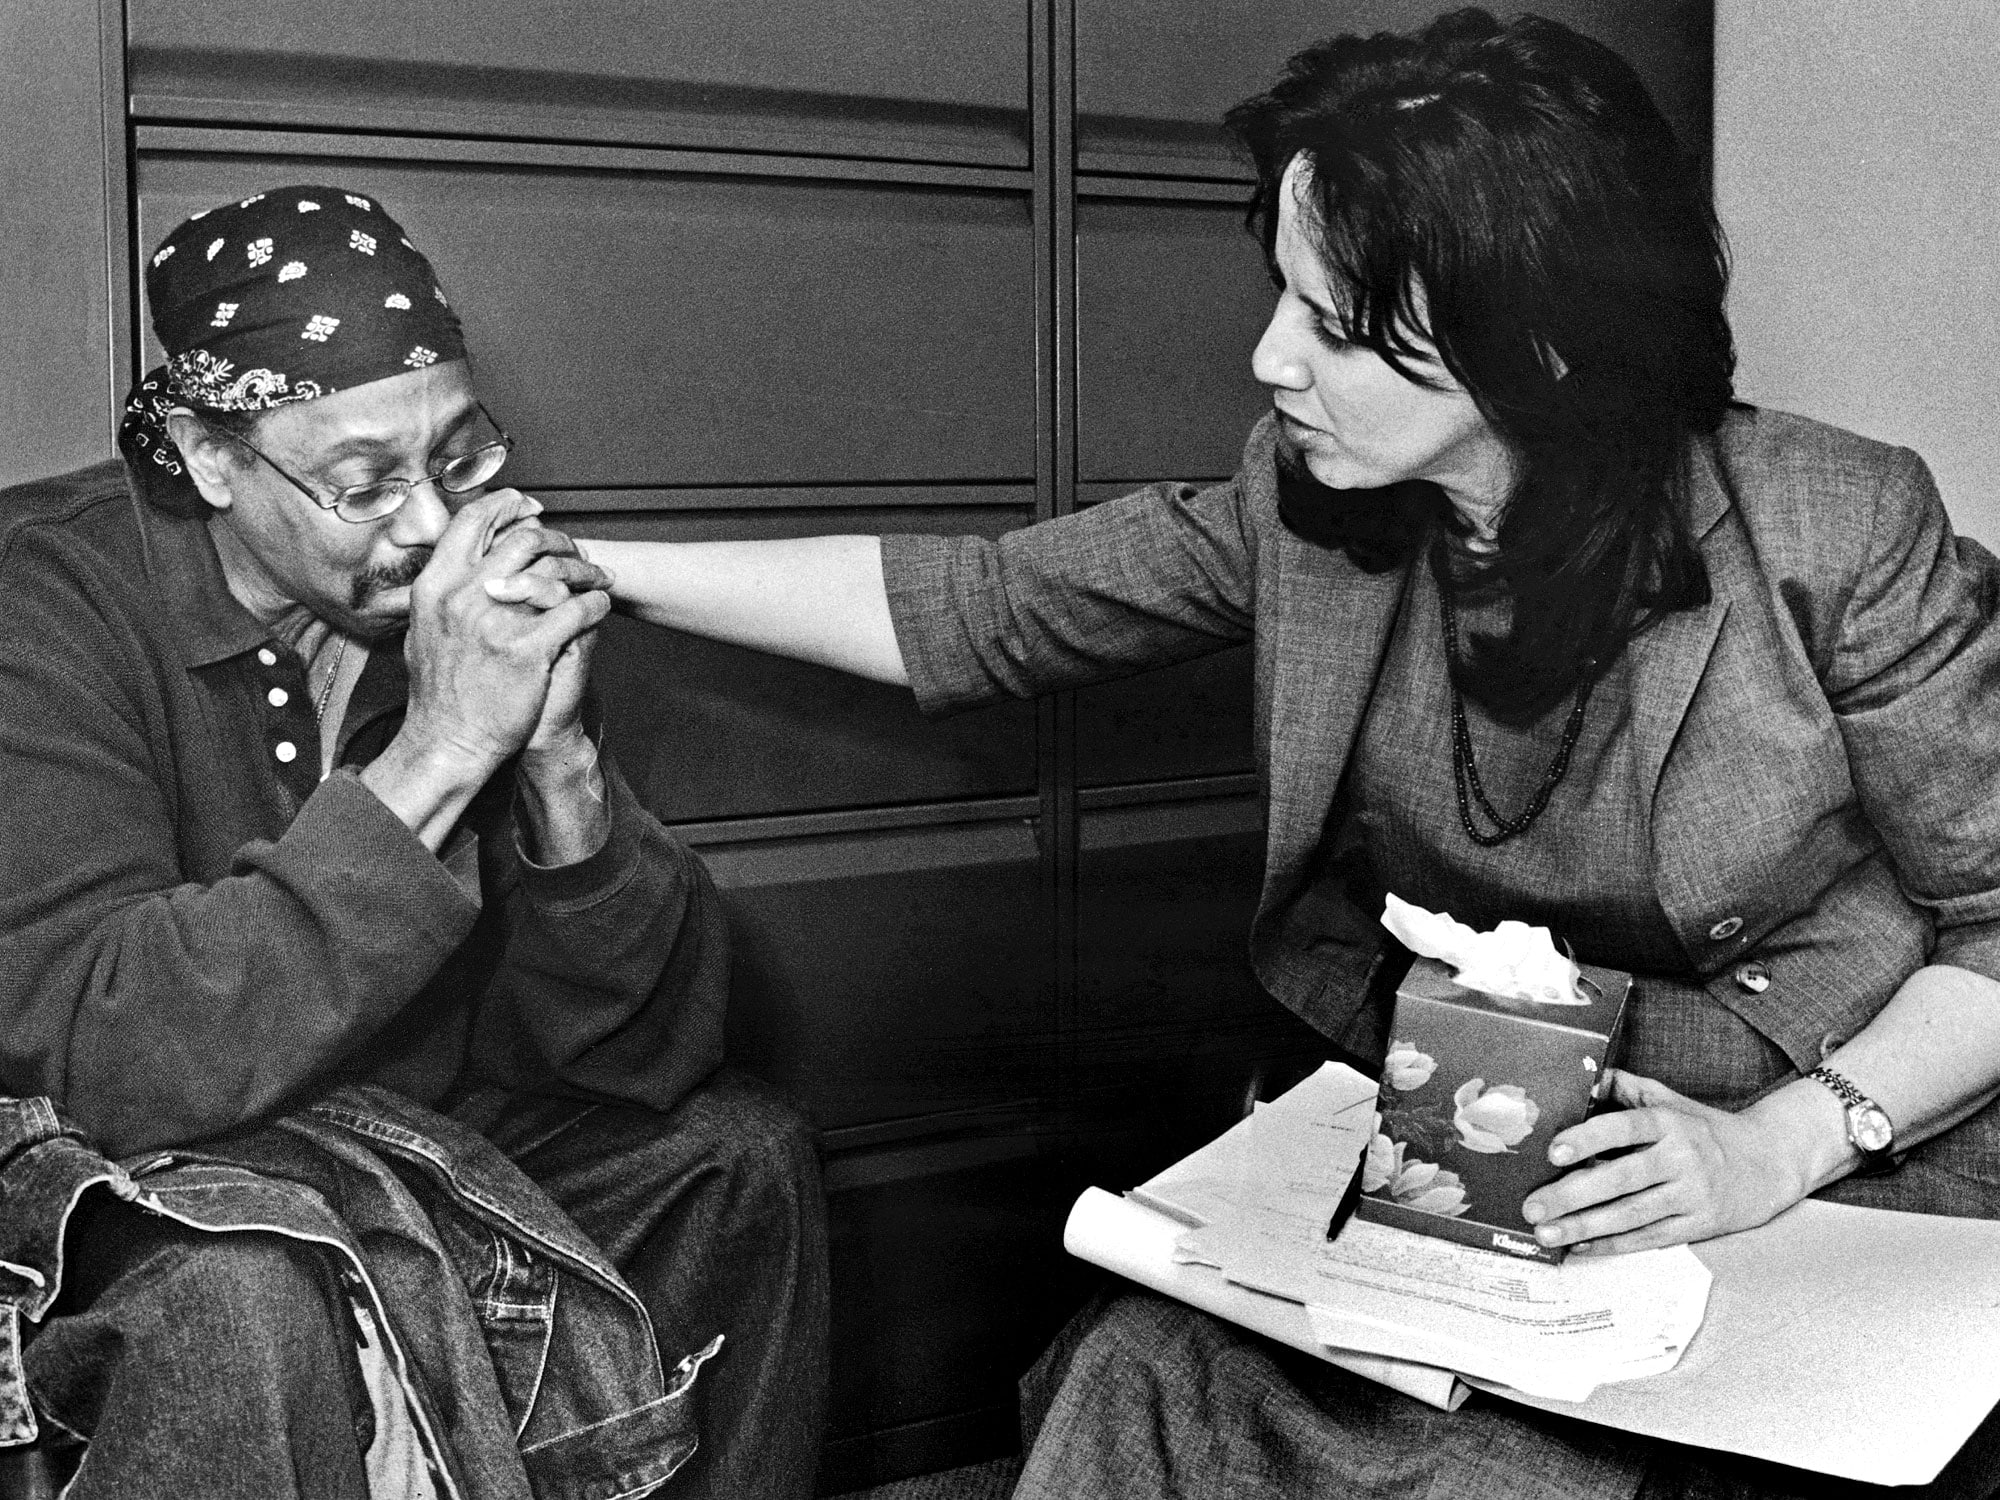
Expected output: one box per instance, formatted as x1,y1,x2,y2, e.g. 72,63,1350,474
351,547,433,610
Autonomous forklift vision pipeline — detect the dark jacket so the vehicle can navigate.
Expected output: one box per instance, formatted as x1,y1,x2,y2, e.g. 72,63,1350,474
882,408,2000,1205
0,460,728,1154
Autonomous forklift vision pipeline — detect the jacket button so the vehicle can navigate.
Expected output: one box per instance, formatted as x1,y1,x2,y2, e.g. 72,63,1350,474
1708,916,1744,941
257,647,278,667
274,741,298,763
1734,961,1771,994
1820,1031,1844,1060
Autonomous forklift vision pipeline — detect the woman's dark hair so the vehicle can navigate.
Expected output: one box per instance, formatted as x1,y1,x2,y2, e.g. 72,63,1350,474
1226,7,1733,722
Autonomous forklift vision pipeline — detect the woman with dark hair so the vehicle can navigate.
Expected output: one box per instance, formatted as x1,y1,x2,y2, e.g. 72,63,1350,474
1236,9,1728,727
577,9,2000,1493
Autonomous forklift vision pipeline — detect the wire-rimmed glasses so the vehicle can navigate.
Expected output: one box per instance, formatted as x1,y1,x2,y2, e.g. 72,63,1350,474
202,403,514,524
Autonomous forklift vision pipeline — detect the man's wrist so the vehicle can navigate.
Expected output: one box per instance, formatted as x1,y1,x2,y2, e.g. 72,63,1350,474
390,707,515,784
518,722,596,782
360,729,500,852
513,727,609,867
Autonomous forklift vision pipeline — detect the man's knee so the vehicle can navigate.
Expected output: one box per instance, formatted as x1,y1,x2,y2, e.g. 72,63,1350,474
669,1070,821,1206
139,1231,345,1346
59,1196,341,1338
29,1222,359,1440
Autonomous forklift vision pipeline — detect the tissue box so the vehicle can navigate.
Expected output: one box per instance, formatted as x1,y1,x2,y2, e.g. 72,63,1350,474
1356,956,1631,1262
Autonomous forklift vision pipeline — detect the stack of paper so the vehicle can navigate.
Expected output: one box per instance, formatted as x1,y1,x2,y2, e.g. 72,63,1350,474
1065,1060,2000,1485
1295,1224,1708,1400
1097,1058,1471,1408
1063,1188,1472,1410
1132,1062,1709,1401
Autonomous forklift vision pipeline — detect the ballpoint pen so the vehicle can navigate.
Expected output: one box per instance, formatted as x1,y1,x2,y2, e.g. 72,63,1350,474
1326,1140,1367,1240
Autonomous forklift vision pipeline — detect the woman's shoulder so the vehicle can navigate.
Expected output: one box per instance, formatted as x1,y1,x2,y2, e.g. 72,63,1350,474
1710,405,1926,504
1702,407,2000,681
1704,405,1944,579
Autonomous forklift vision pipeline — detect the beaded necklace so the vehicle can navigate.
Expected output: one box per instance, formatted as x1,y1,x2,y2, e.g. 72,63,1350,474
1438,581,1595,847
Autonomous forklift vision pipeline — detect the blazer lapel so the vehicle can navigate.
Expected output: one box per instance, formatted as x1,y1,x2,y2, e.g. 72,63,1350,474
1262,527,1409,900
1625,436,1736,811
1624,597,1728,809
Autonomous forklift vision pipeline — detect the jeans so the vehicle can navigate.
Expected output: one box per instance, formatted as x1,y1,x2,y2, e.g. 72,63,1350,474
21,1069,829,1500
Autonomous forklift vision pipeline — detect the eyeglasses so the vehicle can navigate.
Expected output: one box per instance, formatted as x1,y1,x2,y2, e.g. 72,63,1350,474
203,403,514,524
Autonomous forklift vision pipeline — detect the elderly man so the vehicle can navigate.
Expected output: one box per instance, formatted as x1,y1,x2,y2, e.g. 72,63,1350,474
0,187,826,1498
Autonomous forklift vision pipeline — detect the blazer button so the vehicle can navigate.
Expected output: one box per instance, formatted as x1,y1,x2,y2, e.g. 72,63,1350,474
1707,916,1744,941
1734,961,1771,994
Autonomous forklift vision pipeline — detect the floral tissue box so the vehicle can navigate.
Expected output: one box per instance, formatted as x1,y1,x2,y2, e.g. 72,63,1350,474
1356,955,1631,1263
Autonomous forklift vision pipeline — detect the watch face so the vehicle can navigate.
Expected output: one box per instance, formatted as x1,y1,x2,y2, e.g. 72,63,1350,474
1850,1104,1894,1154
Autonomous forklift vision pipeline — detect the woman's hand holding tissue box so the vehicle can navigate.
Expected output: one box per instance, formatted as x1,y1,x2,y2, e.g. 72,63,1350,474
1520,1069,1829,1256
1376,897,1861,1258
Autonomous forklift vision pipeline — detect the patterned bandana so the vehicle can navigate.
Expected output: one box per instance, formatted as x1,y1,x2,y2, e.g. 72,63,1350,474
119,185,468,497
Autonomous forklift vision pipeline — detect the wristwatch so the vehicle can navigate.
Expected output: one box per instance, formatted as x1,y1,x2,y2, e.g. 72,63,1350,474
1808,1065,1896,1172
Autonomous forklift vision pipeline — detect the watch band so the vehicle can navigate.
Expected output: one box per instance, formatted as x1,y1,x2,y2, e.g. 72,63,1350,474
1807,1065,1871,1112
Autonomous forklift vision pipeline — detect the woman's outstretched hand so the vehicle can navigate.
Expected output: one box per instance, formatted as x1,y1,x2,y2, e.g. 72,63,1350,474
1516,1069,1834,1256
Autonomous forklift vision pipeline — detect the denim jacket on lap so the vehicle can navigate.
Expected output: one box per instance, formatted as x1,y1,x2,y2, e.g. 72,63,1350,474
0,1087,719,1499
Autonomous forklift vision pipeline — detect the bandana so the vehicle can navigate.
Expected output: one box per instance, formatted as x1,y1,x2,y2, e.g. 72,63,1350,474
120,186,468,503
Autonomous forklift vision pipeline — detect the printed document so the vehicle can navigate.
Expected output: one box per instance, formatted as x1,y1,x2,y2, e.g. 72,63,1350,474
1065,1059,2000,1484
1161,1063,1710,1401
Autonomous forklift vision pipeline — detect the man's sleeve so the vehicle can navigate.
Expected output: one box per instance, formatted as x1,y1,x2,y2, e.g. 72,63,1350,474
0,537,486,1156
467,755,729,1117
882,471,1261,716
1827,448,2000,980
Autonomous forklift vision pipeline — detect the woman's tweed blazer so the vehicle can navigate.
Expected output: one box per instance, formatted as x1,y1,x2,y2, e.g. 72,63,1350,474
883,409,2000,1202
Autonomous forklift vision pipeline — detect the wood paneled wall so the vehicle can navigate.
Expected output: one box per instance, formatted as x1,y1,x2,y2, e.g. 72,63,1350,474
8,1,1710,1487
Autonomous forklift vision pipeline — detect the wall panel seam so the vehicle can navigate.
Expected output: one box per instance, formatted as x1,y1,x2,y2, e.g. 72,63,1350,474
668,796,1042,847
1077,773,1263,811
134,123,1033,193
99,0,133,450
